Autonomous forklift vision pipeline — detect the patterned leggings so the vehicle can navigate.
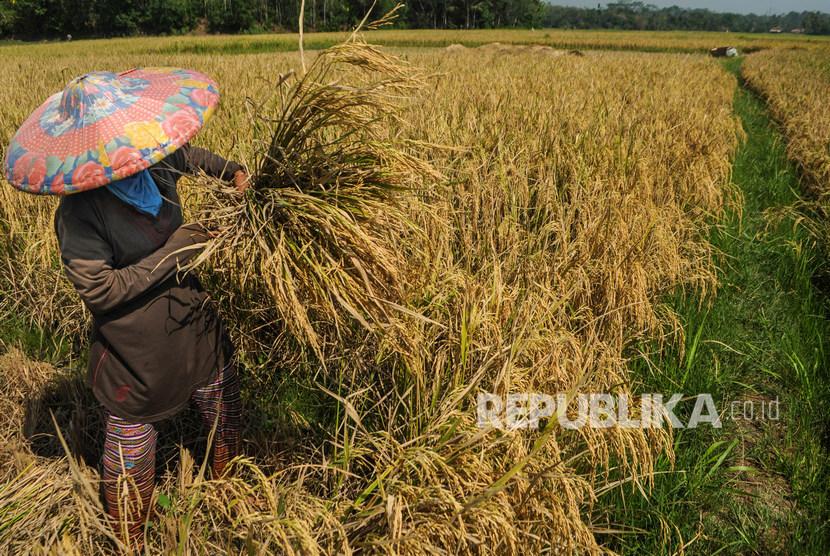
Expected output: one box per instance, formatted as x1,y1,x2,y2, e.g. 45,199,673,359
102,362,241,542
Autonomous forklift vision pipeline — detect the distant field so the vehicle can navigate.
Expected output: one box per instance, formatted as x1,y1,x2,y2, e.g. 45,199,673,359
2,28,829,58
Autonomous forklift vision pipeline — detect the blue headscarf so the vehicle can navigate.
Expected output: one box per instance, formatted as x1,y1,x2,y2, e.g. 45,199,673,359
106,169,162,217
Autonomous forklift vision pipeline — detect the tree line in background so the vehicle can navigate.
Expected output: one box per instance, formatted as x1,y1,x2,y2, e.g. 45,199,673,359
544,2,830,34
0,0,828,39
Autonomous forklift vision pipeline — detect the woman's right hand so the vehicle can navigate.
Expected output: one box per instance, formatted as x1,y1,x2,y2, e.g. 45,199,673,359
233,170,250,194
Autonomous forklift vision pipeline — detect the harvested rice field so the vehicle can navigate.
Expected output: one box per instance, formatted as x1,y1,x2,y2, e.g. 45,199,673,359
0,28,829,555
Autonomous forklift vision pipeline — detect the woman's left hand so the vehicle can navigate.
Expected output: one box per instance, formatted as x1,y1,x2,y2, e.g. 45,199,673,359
233,170,250,194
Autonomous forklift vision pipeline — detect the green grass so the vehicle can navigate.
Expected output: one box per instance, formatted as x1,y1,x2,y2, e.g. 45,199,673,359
599,57,830,554
0,313,75,364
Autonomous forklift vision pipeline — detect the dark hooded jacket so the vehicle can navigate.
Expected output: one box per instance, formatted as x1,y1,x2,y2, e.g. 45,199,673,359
54,144,242,423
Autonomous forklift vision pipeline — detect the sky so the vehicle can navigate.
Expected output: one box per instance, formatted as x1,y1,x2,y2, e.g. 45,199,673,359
547,1,830,15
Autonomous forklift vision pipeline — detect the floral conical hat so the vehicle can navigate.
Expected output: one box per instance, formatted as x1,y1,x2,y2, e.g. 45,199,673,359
3,67,220,195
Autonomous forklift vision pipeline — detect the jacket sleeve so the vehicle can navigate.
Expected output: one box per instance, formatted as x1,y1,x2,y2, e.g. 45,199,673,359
178,143,243,181
55,203,209,315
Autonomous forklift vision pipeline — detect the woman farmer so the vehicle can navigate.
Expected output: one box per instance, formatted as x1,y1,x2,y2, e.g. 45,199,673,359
3,68,245,546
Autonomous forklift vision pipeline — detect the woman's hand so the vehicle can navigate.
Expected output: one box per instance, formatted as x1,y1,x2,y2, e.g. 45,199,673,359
179,222,216,241
233,170,250,194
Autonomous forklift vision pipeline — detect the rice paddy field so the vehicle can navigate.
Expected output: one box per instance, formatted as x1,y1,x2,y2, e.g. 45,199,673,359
0,28,829,555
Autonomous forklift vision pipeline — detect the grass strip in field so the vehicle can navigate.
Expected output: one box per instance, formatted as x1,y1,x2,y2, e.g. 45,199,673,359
599,57,830,555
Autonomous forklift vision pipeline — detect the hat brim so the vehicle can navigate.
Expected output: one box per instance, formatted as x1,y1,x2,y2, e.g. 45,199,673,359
3,67,220,195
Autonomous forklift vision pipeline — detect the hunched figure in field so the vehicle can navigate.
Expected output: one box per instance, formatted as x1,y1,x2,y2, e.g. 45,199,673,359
3,68,248,547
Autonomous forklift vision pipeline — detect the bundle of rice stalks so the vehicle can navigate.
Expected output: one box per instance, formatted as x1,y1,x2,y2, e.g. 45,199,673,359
190,27,435,359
